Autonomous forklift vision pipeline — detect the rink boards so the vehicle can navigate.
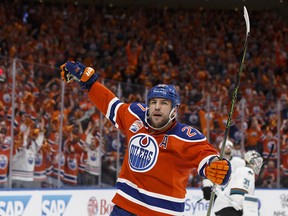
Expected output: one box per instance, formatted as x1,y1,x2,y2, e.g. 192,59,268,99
0,188,287,216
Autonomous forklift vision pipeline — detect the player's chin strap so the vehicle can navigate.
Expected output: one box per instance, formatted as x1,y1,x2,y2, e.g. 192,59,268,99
145,107,177,131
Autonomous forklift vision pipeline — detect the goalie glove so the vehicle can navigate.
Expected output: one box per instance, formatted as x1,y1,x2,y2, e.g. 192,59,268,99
60,61,99,91
205,156,231,185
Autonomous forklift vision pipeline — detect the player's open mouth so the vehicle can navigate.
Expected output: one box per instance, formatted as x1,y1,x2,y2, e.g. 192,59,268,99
153,113,162,117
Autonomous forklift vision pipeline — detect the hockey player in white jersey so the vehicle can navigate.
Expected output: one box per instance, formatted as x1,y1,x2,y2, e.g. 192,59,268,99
202,139,246,200
213,150,263,216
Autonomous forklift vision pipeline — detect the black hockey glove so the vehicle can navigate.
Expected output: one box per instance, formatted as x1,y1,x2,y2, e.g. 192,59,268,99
202,186,212,200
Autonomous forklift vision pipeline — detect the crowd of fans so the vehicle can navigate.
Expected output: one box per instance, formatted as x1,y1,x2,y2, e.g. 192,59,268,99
0,1,287,189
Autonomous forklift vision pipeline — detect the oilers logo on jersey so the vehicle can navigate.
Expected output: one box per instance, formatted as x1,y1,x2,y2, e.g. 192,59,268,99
35,153,43,167
27,152,34,165
68,158,77,170
90,152,97,161
0,155,8,169
128,133,159,172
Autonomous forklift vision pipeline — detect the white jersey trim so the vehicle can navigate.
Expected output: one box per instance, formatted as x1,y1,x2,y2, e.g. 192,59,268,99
106,97,123,128
117,178,185,202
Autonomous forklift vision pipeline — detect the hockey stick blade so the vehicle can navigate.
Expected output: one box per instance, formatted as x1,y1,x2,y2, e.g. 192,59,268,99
243,6,250,37
206,6,250,216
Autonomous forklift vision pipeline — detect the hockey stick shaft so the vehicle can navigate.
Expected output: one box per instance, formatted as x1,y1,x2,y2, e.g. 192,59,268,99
220,36,249,159
257,144,275,178
206,6,250,216
220,6,250,159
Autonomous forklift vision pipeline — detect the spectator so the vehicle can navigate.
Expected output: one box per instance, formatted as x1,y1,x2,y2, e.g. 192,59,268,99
245,116,263,152
12,127,43,188
0,127,10,188
260,128,278,163
82,133,104,186
260,159,278,188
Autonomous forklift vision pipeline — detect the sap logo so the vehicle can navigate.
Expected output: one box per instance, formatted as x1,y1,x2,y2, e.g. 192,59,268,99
42,195,71,216
0,195,31,216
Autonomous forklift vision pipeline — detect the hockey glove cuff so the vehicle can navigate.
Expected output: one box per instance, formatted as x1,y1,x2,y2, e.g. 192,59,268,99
205,156,231,186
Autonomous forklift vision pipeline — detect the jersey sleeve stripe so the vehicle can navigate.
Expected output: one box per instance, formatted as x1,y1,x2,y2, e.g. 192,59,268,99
106,97,118,120
105,98,123,128
112,102,123,128
128,106,142,120
0,178,7,183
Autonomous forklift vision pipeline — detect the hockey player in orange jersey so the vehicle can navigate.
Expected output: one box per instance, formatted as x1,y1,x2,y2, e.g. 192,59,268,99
60,61,232,216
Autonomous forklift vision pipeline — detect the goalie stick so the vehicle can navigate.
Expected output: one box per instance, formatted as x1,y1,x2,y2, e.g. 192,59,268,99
206,6,250,216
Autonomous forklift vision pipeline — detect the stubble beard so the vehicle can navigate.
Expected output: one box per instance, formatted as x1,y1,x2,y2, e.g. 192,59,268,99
151,116,169,129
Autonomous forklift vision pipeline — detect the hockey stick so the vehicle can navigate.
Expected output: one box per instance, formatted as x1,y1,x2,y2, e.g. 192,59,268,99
206,6,250,216
196,198,204,204
256,143,275,183
262,143,275,164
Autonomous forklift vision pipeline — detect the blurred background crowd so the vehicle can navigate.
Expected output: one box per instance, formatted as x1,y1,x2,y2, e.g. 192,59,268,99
0,0,287,189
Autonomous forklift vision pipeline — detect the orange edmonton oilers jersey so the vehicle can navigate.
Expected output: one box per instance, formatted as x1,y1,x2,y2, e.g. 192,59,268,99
0,145,10,183
88,82,218,216
34,150,47,180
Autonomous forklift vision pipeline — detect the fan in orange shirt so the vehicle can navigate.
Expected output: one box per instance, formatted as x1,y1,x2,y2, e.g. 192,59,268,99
245,116,263,151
